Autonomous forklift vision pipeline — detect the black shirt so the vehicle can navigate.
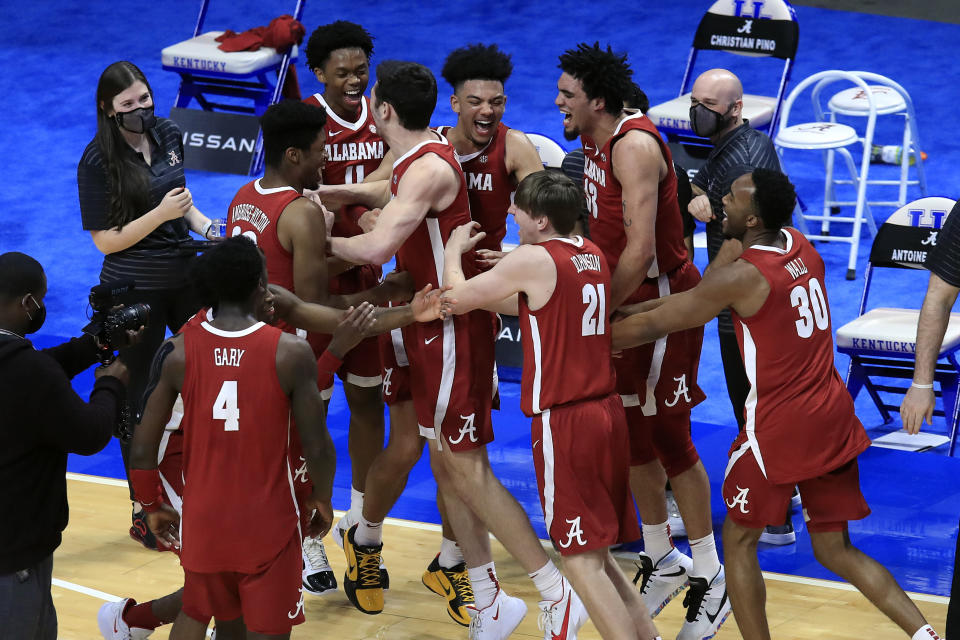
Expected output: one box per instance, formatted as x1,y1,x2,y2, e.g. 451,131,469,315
926,200,960,287
0,334,124,573
78,118,193,290
692,122,781,263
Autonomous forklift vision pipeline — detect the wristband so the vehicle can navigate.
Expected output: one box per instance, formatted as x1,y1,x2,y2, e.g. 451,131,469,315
317,349,343,392
910,382,934,389
200,220,213,239
130,468,165,513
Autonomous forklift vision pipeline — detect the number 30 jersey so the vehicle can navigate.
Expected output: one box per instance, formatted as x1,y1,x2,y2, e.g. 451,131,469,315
179,320,300,573
731,228,870,484
519,236,616,416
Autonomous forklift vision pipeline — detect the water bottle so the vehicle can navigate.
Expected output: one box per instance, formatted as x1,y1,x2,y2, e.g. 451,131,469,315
870,144,927,166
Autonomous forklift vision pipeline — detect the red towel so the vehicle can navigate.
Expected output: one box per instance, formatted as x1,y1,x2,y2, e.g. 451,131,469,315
215,15,305,53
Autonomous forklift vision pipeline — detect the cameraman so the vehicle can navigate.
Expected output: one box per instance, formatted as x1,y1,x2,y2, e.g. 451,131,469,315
0,252,129,638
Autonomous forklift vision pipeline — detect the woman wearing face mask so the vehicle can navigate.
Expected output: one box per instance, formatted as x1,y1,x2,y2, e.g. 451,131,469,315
77,60,211,548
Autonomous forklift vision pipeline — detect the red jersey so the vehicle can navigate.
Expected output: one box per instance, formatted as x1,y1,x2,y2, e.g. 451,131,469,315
581,112,687,281
228,179,300,292
304,94,387,237
179,321,299,573
437,123,514,253
519,236,615,415
391,135,479,289
731,228,870,484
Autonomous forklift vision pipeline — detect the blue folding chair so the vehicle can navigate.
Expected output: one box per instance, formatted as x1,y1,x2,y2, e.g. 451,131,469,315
646,0,799,147
161,0,306,174
835,196,960,455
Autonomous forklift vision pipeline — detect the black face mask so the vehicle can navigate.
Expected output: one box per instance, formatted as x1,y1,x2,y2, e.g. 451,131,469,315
23,294,46,334
115,106,156,134
689,103,734,138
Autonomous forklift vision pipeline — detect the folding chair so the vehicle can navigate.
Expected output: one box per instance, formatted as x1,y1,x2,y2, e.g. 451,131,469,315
161,0,306,175
646,0,799,146
835,196,960,455
525,132,568,169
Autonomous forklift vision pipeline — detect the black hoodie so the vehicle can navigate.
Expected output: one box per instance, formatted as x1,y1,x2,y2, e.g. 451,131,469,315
0,333,125,573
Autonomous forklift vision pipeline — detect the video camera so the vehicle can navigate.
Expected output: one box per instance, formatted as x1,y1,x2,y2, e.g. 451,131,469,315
82,280,150,365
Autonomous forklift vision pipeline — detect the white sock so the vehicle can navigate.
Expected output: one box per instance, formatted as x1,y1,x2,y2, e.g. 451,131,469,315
529,560,565,603
642,521,674,563
468,562,500,609
689,533,721,580
911,624,941,640
438,537,464,568
347,487,364,523
354,515,383,547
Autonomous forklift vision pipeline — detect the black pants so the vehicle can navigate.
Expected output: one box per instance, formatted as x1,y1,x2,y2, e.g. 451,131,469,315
118,285,200,497
0,554,56,640
718,323,750,429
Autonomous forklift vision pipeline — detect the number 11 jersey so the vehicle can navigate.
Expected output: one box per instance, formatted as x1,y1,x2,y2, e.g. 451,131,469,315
179,320,300,573
731,228,870,485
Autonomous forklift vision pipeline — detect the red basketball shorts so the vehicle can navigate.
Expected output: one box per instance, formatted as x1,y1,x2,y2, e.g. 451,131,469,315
722,443,871,532
532,394,641,555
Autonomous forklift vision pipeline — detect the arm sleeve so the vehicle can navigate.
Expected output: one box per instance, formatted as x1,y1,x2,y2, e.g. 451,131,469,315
40,335,101,380
78,150,112,231
926,201,960,287
30,355,124,455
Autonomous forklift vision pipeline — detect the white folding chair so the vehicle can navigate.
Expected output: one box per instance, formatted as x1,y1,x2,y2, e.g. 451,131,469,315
525,132,568,169
775,70,880,280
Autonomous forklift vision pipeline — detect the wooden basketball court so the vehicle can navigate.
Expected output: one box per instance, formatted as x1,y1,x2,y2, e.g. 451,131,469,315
55,474,946,639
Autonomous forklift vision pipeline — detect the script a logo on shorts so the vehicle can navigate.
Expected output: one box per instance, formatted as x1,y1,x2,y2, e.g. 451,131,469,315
725,486,751,514
294,456,309,484
664,374,692,408
287,585,305,619
557,516,587,549
448,413,478,445
382,367,393,396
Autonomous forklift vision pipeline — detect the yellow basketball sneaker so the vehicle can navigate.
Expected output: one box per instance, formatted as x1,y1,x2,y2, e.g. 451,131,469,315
343,524,385,614
422,554,475,626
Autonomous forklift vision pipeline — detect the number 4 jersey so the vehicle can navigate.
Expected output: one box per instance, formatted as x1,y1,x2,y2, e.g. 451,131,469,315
731,228,870,485
179,320,300,574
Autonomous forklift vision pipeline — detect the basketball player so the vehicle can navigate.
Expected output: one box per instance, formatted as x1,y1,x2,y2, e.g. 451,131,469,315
128,236,335,640
228,99,410,597
556,43,723,640
612,169,942,640
99,279,447,640
442,170,659,640
304,21,391,552
437,43,543,266
328,60,582,640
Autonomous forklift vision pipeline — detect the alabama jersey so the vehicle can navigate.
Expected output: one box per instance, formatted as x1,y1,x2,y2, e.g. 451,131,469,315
437,123,514,253
581,111,687,282
731,228,871,484
391,135,479,288
519,236,615,415
304,94,387,237
179,321,299,573
227,179,300,292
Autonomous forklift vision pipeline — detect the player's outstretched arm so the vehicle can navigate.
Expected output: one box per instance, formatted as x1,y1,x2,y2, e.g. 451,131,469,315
902,273,960,434
367,284,449,332
277,334,336,538
129,335,185,549
330,155,458,266
612,260,761,349
609,131,660,309
443,223,550,316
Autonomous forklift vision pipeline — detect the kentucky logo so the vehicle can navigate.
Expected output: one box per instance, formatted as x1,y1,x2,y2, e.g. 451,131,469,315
448,413,478,444
557,516,588,548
